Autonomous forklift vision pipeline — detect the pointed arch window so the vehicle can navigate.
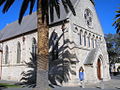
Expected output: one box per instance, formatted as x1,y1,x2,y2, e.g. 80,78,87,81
88,33,91,47
84,32,87,46
92,36,95,48
99,37,101,41
32,38,37,59
17,42,21,63
50,31,59,61
79,30,83,45
84,9,93,28
95,36,98,47
5,45,9,64
52,32,58,60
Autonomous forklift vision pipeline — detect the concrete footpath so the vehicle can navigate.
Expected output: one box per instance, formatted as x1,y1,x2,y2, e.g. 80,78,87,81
0,75,120,90
85,75,120,89
52,75,120,90
52,87,120,90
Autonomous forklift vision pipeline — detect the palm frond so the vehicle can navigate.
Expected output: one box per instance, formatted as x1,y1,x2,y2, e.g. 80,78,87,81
2,0,15,13
29,0,35,14
0,0,6,6
54,0,60,19
115,22,120,29
116,10,120,13
61,0,69,14
41,0,48,23
116,26,120,33
49,0,76,22
65,0,76,16
115,14,120,19
49,0,60,22
50,2,54,22
0,0,76,24
113,18,120,26
19,0,30,24
113,9,120,33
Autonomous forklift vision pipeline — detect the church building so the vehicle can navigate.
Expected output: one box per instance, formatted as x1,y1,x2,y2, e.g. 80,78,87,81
0,0,110,86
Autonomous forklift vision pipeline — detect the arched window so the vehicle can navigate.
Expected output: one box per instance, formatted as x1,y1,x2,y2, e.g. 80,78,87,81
17,42,21,63
84,32,87,46
84,9,93,27
32,38,37,59
99,37,101,41
92,35,95,48
95,36,98,47
50,31,59,61
79,30,83,45
88,33,91,47
5,45,9,64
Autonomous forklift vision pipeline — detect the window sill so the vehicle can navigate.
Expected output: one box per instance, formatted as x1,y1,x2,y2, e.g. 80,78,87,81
2,64,26,67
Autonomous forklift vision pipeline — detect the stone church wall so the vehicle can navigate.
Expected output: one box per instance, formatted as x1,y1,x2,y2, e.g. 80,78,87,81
0,0,110,86
1,32,37,81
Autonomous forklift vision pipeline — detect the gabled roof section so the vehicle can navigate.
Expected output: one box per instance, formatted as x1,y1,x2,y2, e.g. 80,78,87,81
84,48,98,65
0,12,37,41
49,0,78,25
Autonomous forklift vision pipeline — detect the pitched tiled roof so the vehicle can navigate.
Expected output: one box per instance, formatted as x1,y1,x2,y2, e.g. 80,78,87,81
0,12,37,41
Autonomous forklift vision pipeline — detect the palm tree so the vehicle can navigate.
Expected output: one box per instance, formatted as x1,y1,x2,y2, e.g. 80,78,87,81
0,0,75,89
113,8,120,33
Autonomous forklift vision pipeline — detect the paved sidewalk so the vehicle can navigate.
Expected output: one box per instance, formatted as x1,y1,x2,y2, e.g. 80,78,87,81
85,75,120,89
0,80,17,84
52,74,120,90
52,87,120,90
0,75,120,90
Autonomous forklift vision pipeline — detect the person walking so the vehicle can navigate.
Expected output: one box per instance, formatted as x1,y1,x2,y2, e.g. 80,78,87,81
79,66,84,88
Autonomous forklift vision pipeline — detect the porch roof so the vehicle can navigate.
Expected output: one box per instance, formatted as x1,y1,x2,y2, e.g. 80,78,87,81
84,48,98,65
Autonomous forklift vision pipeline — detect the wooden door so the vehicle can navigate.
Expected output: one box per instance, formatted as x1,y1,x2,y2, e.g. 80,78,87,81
97,59,101,80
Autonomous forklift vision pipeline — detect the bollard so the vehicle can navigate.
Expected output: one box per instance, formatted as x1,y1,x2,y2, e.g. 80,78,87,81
100,78,104,89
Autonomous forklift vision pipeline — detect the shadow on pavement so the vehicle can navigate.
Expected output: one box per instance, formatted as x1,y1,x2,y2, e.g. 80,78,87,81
0,85,7,89
111,74,120,80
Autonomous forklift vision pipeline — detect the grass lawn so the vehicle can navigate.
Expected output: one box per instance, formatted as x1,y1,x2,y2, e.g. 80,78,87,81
0,83,21,88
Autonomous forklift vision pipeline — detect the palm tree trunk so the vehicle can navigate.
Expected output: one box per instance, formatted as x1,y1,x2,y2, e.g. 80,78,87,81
35,0,49,89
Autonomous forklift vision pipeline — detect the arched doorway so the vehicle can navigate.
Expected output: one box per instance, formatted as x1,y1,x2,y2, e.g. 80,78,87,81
97,59,101,80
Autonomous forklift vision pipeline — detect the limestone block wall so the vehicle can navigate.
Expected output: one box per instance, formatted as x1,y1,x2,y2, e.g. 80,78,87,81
49,22,80,86
69,0,104,35
48,0,110,86
67,0,110,84
99,38,111,80
1,31,37,81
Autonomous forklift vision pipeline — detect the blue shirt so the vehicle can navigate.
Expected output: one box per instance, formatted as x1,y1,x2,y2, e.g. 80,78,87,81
79,72,84,81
